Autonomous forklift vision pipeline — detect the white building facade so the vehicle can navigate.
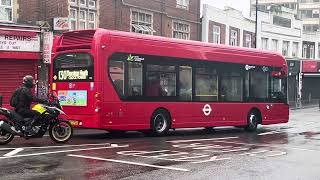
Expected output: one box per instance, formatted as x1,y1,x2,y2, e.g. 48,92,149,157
202,5,256,48
255,7,303,59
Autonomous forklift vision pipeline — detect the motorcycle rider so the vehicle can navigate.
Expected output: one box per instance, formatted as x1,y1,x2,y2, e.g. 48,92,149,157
12,75,47,134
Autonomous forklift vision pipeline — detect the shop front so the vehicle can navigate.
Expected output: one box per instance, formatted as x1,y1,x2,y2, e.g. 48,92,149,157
301,60,320,105
0,25,41,107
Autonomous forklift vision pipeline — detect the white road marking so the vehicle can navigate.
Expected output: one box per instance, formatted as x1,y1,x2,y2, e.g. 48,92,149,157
3,148,24,157
68,154,190,172
0,144,129,159
0,143,111,151
240,150,287,157
214,140,320,152
117,150,170,156
192,156,231,164
166,136,239,143
258,131,282,136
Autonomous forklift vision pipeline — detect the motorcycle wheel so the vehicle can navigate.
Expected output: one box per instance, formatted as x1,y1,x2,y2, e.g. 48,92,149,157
49,120,73,143
0,120,14,145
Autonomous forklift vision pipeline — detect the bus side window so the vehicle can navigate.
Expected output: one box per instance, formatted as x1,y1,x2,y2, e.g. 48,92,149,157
179,66,192,101
128,62,143,96
109,61,125,96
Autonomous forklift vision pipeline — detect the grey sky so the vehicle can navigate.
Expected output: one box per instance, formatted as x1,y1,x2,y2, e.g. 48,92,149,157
201,0,251,17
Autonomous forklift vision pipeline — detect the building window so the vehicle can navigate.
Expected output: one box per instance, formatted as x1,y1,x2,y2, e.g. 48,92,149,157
301,10,312,18
88,11,95,29
176,0,189,10
173,21,190,40
261,38,268,50
303,44,307,58
318,43,320,59
79,10,87,30
271,39,278,52
88,0,95,8
70,8,78,30
303,24,319,32
312,9,319,18
292,42,299,57
230,30,238,46
310,45,315,59
69,0,97,30
70,0,77,4
213,25,220,44
244,33,252,48
273,15,291,28
282,41,289,57
0,0,13,22
80,0,86,6
131,10,154,35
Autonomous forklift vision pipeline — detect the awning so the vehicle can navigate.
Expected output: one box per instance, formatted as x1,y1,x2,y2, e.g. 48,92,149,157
132,24,155,33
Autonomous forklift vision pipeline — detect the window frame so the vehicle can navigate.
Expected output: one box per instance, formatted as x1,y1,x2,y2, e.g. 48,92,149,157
172,20,190,40
69,8,78,30
130,9,154,35
282,41,289,57
261,37,268,50
88,0,96,8
230,29,238,46
0,0,13,22
79,0,86,6
176,0,189,10
292,42,299,57
213,25,221,44
245,33,252,48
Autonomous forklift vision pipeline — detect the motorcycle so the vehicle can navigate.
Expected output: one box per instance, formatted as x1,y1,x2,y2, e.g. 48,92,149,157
0,93,73,145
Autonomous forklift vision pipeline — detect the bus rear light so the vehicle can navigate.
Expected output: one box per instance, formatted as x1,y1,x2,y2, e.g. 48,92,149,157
94,92,101,113
90,82,94,91
52,83,56,90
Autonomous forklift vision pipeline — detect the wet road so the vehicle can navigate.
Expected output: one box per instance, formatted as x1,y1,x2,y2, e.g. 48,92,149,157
0,108,320,180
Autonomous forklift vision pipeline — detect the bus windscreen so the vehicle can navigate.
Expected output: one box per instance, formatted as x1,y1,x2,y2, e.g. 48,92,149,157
53,52,94,82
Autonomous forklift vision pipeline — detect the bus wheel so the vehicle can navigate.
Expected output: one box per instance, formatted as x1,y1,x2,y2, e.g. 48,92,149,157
150,109,171,136
245,111,260,132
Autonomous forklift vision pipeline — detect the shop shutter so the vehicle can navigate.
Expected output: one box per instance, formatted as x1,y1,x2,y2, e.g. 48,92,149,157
0,60,36,107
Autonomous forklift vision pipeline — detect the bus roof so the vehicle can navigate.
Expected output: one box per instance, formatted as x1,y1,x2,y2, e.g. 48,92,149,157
57,28,287,68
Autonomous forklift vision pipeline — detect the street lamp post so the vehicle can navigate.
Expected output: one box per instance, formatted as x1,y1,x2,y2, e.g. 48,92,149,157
255,0,258,48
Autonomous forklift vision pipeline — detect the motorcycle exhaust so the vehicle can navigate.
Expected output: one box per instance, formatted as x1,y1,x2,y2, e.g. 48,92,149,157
0,121,19,135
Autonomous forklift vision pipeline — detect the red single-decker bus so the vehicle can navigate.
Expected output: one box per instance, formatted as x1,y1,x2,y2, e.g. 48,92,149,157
51,29,289,135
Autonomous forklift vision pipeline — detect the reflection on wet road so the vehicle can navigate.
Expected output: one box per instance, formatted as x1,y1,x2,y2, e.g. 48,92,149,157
0,108,320,179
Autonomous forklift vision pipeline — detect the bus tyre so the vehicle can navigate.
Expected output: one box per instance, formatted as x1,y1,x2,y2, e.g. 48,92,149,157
245,111,259,132
150,109,171,136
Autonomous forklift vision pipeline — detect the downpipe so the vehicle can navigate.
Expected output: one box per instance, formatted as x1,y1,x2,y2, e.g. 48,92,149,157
0,120,19,135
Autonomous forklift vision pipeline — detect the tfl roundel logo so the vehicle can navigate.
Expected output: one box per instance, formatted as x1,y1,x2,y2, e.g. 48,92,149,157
202,104,212,116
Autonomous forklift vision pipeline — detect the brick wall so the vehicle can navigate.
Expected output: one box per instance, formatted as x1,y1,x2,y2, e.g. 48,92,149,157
100,0,201,41
17,0,68,26
17,0,39,24
208,20,226,44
